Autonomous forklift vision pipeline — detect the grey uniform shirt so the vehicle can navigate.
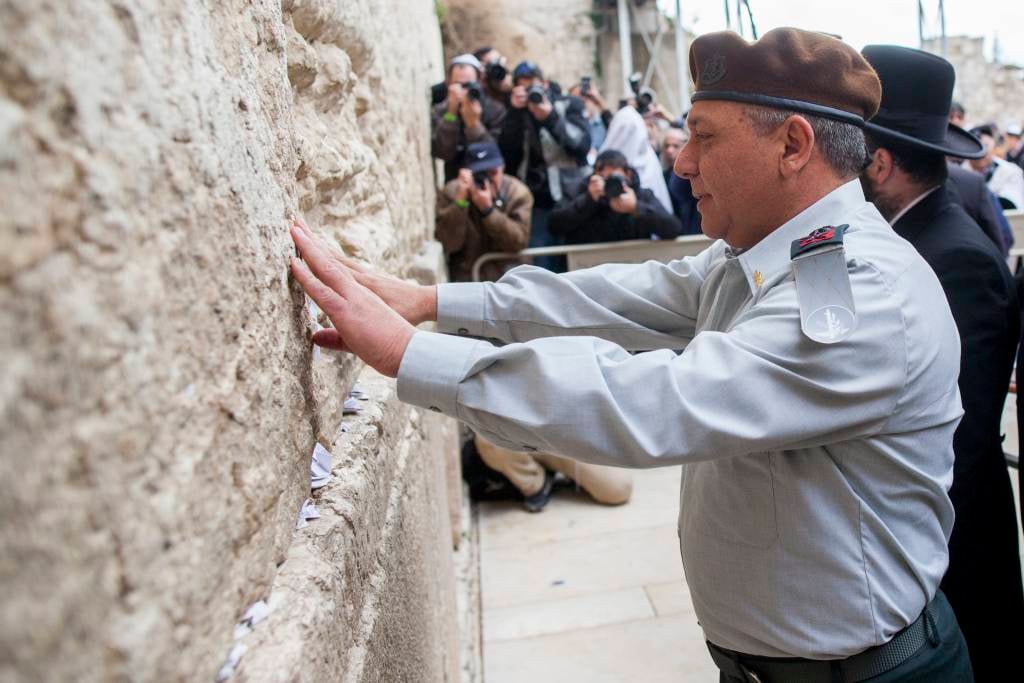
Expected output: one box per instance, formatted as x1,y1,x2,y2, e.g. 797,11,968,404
397,180,961,659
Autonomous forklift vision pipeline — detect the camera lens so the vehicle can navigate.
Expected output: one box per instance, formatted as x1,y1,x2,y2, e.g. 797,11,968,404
465,82,483,101
487,62,507,82
527,85,545,104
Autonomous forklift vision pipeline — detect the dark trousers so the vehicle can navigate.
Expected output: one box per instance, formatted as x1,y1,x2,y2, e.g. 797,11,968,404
527,206,566,273
941,448,1024,682
717,591,973,682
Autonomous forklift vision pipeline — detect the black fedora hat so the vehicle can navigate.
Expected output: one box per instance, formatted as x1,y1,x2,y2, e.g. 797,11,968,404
861,45,984,159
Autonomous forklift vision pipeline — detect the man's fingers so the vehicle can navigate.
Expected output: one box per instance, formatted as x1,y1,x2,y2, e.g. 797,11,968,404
337,254,372,274
290,225,357,293
290,257,346,316
311,328,349,352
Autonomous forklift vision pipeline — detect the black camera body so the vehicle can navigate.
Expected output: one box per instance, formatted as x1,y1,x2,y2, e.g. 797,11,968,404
486,62,508,84
580,75,591,97
464,81,483,101
472,170,489,189
604,175,626,199
527,84,546,105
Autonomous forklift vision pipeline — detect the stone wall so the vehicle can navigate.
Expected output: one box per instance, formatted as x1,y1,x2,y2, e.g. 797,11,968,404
925,36,1024,130
440,0,596,89
0,1,462,681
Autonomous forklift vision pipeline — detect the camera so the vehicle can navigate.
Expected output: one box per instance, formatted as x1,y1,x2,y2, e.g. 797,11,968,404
472,170,489,189
635,87,656,115
604,175,626,199
580,75,591,97
486,61,508,84
527,84,546,105
464,81,483,101
626,72,655,115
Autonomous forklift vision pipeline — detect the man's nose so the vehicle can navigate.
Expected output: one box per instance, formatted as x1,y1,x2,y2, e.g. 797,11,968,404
673,141,697,179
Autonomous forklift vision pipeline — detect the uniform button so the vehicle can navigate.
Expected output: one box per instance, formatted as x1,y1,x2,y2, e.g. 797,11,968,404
428,406,442,413
457,327,469,335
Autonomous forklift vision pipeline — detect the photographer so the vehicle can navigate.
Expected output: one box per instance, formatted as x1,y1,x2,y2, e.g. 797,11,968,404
498,61,591,270
435,142,532,283
549,149,680,245
472,46,513,107
431,54,506,183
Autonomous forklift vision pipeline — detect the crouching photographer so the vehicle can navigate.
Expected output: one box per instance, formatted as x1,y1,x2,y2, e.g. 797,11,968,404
435,142,532,283
549,149,681,245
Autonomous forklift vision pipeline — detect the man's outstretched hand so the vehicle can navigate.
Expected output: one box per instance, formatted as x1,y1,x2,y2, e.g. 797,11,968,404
289,217,436,378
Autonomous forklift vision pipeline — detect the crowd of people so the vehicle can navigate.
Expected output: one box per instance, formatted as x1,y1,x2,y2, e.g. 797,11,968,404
428,47,706,513
430,47,700,280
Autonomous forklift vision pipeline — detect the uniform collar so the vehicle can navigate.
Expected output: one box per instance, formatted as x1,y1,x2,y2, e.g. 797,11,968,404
733,180,867,295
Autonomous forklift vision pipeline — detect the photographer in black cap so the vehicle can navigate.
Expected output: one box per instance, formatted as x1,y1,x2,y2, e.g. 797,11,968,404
550,149,680,245
859,45,1024,681
435,142,532,284
431,53,506,183
498,60,591,271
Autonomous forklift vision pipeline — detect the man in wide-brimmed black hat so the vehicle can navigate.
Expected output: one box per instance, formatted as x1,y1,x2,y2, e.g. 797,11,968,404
860,45,1024,680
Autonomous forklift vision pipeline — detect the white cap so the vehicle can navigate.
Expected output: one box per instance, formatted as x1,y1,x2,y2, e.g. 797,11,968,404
1007,123,1023,137
449,53,482,73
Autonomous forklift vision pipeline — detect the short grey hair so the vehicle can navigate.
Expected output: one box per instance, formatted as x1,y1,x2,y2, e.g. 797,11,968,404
743,105,867,178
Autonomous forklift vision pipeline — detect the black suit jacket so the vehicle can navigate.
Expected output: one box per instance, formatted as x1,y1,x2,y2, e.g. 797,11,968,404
945,162,1006,255
893,185,1023,678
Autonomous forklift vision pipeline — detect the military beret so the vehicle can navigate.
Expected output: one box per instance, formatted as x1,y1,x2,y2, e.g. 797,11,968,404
689,27,882,127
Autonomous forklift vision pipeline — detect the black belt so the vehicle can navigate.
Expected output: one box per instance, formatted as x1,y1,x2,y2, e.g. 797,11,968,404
707,598,941,683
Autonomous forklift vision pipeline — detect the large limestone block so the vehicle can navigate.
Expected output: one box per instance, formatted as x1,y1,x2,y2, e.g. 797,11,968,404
0,1,454,681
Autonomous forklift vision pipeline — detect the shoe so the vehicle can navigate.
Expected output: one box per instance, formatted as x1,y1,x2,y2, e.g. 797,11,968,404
522,468,555,513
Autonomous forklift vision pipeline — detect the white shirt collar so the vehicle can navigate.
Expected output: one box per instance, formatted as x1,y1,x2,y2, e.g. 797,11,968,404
888,185,941,227
734,179,868,295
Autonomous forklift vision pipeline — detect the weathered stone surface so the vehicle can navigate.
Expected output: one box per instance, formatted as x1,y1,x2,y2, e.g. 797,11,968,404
0,1,458,681
440,0,596,87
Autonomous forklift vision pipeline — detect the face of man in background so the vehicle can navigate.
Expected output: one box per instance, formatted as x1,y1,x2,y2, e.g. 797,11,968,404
674,100,783,247
660,129,687,170
858,149,902,221
449,64,479,87
968,134,995,172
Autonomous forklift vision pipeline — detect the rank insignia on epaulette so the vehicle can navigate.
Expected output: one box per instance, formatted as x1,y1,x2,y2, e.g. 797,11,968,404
790,224,857,344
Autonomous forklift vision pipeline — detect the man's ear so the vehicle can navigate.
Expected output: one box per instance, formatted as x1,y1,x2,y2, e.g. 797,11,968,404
778,115,815,178
866,147,894,185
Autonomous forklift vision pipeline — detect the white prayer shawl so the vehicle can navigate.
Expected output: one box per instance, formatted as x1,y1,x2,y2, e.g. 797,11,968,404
599,106,672,213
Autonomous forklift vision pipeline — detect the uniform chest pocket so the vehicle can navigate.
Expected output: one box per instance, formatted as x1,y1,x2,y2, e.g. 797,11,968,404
681,453,779,549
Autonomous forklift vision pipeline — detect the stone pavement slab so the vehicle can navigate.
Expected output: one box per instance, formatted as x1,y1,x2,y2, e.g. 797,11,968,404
478,465,708,681
484,613,718,683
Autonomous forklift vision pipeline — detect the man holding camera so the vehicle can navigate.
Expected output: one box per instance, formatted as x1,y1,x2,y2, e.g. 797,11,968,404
435,142,531,283
499,61,591,270
550,150,681,245
431,54,506,183
472,46,512,107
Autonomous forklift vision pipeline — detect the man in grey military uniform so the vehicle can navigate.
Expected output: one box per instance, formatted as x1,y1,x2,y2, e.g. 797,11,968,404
288,28,973,682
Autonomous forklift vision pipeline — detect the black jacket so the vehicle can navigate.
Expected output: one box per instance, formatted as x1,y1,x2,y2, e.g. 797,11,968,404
549,179,681,244
945,162,1007,255
498,92,591,208
893,185,1023,680
665,170,702,235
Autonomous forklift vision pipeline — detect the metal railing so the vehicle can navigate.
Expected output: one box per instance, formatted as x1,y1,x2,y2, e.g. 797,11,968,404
471,234,713,281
